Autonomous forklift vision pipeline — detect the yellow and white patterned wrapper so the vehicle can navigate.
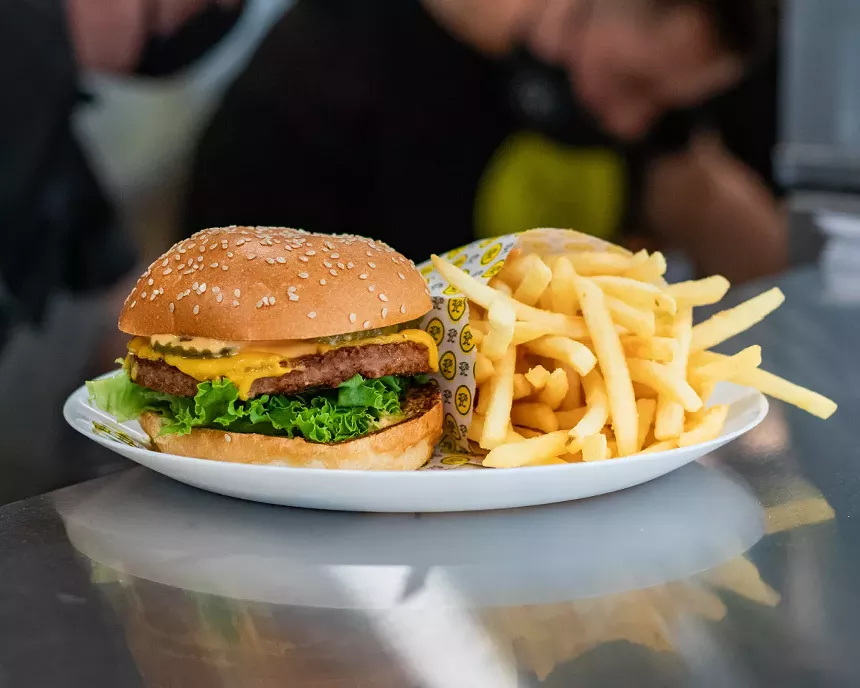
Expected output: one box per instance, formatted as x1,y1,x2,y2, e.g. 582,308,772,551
416,229,622,470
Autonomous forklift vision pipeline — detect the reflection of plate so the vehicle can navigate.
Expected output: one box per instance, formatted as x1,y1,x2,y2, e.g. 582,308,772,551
57,462,765,609
63,382,768,512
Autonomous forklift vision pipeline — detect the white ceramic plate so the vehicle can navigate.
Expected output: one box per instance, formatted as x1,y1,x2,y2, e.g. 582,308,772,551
63,380,767,512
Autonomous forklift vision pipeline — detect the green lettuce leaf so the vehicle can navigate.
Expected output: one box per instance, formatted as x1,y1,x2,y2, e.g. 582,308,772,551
87,371,430,444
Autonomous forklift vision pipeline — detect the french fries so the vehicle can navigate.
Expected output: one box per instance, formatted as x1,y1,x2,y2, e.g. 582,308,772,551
525,365,551,390
654,307,693,440
537,369,569,410
569,370,609,440
479,345,516,450
525,336,597,376
430,236,837,469
575,275,639,456
666,275,730,307
690,288,785,352
483,430,570,468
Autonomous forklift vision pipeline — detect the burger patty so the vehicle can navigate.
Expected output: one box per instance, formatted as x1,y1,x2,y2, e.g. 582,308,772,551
130,341,434,398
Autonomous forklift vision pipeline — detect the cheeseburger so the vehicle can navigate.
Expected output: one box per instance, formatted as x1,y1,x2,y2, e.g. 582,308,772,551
88,227,442,469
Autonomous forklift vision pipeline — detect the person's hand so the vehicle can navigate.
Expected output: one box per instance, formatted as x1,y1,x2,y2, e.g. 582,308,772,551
65,0,237,73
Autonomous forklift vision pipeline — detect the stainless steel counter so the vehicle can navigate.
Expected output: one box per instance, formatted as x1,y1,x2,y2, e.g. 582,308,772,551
1,268,858,687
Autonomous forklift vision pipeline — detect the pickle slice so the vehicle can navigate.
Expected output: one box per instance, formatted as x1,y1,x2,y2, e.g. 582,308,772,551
151,342,238,359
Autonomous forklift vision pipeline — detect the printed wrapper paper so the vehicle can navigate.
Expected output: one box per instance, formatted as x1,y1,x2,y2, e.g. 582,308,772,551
416,228,622,470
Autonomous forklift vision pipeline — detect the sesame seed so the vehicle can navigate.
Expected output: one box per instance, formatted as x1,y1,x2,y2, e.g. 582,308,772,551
193,305,200,315
216,294,223,303
174,255,181,262
169,302,175,312
337,262,345,269
269,296,276,304
177,293,184,301
400,304,407,314
263,296,270,306
398,273,405,280
379,293,388,302
349,313,357,323
308,312,317,319
187,258,194,266
227,252,234,258
382,308,388,318
324,261,333,268
199,246,206,253
369,262,376,268
299,256,309,262
256,300,264,308
320,278,327,285
347,262,355,269
210,243,217,250
150,293,157,301
287,286,296,292
306,250,316,256
232,300,240,307
163,268,172,275
331,253,340,259
359,273,368,280
276,256,286,264
363,320,372,329
141,292,147,299
288,293,299,301
266,258,275,265
199,283,207,293
130,301,136,309
234,288,241,297
366,251,373,257
224,434,232,443
330,269,337,276
196,256,203,262
247,254,256,260
192,282,199,290
368,286,375,292
222,265,228,271
299,272,309,279
161,259,169,267
212,286,220,293
179,248,186,254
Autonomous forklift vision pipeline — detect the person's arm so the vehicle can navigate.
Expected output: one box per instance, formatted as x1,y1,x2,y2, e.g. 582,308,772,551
643,134,788,283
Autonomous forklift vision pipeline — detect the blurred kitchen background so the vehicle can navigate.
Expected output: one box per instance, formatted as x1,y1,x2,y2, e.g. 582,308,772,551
1,0,858,503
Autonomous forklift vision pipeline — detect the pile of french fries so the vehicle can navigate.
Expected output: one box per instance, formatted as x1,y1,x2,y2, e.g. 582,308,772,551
431,245,837,468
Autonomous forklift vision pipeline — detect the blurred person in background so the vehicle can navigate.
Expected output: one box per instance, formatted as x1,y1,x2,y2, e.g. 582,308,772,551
0,0,244,502
185,0,783,283
0,0,244,357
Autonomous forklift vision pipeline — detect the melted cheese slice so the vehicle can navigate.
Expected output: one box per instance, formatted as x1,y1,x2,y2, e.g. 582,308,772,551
128,330,438,399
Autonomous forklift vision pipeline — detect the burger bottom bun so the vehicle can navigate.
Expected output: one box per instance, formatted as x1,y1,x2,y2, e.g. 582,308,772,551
138,390,443,471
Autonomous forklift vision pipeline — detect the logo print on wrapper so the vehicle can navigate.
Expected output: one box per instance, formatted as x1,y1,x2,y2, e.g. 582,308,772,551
439,351,457,381
480,242,502,265
455,385,472,416
447,297,467,322
425,318,445,346
483,260,506,280
444,413,461,439
459,324,476,353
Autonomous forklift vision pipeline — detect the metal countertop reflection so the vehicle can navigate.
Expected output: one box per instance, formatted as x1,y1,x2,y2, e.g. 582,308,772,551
1,268,859,687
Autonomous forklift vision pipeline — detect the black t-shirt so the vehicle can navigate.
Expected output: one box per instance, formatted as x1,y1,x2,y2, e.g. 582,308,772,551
184,0,777,262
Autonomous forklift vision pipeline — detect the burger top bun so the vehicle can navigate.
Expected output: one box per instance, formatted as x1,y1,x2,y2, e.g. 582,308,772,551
120,227,432,341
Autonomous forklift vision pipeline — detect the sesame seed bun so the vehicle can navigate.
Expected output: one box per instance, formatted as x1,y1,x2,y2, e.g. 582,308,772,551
138,385,443,470
119,227,432,340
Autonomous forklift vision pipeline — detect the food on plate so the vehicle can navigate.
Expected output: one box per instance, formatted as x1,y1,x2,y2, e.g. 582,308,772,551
87,227,443,469
431,239,837,469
